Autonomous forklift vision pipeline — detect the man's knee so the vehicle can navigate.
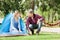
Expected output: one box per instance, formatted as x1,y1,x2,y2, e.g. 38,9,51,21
29,24,33,29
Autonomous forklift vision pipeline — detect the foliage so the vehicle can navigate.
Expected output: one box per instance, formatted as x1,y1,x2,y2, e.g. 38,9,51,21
0,0,60,24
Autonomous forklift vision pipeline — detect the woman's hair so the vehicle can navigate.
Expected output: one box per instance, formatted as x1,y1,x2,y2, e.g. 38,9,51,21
14,10,19,13
14,10,22,18
13,10,19,17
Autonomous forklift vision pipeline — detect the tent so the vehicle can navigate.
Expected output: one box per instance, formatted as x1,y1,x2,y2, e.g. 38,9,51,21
0,13,27,36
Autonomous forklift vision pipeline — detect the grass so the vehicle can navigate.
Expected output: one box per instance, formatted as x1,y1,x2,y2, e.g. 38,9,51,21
0,25,60,40
0,32,60,40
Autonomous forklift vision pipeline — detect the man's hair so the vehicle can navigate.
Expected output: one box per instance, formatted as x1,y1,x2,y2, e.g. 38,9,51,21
28,9,34,14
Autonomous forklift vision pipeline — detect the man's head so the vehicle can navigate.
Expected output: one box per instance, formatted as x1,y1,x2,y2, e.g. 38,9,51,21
27,9,34,17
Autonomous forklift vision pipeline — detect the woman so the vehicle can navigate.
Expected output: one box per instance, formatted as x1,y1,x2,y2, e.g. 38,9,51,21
0,10,27,36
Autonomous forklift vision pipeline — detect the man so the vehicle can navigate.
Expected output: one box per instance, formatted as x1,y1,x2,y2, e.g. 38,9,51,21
26,9,44,35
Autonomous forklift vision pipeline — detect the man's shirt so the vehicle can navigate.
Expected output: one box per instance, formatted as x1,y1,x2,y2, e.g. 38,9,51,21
26,14,44,28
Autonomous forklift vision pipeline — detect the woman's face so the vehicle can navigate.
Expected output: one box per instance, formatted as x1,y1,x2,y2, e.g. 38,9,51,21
16,13,20,18
14,11,20,18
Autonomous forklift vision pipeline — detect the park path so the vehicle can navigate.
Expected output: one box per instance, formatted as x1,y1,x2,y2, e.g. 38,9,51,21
41,27,60,33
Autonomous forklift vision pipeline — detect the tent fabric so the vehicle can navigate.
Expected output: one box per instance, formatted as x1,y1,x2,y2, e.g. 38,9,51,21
0,13,27,36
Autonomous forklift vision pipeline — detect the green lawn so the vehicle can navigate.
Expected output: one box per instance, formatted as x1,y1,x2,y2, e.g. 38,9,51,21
0,32,60,40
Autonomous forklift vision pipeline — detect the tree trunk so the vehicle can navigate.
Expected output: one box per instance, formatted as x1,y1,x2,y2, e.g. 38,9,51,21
31,0,35,12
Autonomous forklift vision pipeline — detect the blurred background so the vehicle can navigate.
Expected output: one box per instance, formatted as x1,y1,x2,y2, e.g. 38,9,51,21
0,0,60,27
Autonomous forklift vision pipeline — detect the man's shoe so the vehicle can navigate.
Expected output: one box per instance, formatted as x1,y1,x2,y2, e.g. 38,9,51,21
36,31,39,35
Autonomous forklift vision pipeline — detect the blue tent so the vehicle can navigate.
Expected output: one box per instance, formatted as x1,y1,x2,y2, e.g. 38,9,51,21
0,13,27,36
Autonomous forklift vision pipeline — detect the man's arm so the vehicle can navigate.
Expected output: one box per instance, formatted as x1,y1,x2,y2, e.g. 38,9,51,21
37,15,44,24
26,18,31,34
37,15,44,21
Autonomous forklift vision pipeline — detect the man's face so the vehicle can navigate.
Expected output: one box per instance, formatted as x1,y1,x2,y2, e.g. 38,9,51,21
27,13,33,17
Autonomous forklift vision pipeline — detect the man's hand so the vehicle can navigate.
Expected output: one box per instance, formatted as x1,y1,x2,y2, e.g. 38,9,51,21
37,18,43,24
37,19,40,24
27,28,32,35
